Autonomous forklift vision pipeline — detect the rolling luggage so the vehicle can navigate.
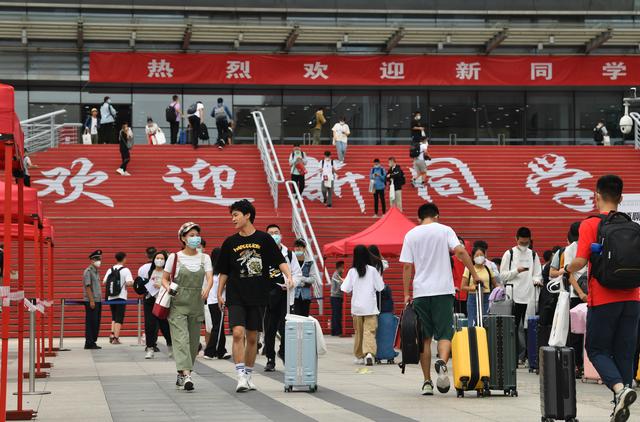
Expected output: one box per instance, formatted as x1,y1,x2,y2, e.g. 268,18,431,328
454,313,468,331
284,316,318,392
375,312,399,364
452,284,491,398
398,303,422,374
528,315,552,373
484,315,518,397
539,346,578,422
489,284,514,316
581,340,602,384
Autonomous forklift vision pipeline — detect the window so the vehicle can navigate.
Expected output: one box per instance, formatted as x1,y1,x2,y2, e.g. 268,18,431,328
331,92,380,144
132,92,179,143
478,92,524,143
232,92,281,143
380,92,428,144
183,92,233,144
575,91,623,145
429,91,477,143
282,90,331,144
526,92,573,144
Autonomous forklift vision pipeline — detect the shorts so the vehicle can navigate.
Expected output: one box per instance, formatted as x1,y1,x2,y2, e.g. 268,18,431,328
413,159,427,173
413,294,454,341
228,305,265,332
109,303,126,324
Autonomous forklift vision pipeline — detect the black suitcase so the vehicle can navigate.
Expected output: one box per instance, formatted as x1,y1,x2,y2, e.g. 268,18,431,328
398,303,422,374
484,315,518,397
539,346,578,422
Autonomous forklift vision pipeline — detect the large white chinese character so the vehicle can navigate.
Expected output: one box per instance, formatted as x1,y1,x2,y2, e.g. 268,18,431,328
531,63,553,80
225,60,252,79
163,158,252,206
526,154,594,212
303,62,329,80
380,62,405,80
35,158,113,207
602,62,627,80
147,59,174,78
409,158,492,210
302,157,366,212
455,62,481,81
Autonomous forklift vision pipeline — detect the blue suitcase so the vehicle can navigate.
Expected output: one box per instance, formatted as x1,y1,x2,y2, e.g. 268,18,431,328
375,312,399,363
284,318,318,392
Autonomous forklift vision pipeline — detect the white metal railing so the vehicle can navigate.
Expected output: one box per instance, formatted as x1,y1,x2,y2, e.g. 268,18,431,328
21,110,82,152
631,112,640,150
285,180,330,315
252,111,285,208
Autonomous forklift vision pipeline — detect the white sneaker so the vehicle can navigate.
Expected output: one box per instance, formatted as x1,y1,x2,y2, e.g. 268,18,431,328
353,357,365,365
183,375,194,392
144,348,154,359
435,359,451,394
116,168,124,175
246,374,257,391
123,171,132,176
236,374,250,393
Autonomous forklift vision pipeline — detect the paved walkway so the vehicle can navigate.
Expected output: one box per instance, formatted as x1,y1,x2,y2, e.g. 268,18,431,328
2,336,624,421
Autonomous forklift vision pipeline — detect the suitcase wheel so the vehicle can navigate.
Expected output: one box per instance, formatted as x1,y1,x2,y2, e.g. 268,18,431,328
284,386,292,393
387,359,395,365
309,385,318,393
456,389,464,398
375,359,381,365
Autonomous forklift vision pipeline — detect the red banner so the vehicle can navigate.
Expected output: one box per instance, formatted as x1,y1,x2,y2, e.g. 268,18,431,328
90,52,638,86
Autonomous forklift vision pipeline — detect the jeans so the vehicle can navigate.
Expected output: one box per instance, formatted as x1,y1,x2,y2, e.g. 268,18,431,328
321,181,334,207
215,118,228,146
586,300,640,389
143,297,172,348
373,189,386,215
466,293,490,327
264,289,287,361
331,296,343,336
204,304,227,358
291,174,305,194
119,143,130,171
84,302,102,347
513,302,528,361
170,121,179,144
335,141,347,162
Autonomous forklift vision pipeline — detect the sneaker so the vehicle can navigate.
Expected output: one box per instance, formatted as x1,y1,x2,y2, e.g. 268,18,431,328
365,353,374,366
153,346,160,353
112,338,121,345
611,387,637,422
116,168,124,175
202,355,214,360
218,353,231,360
145,348,154,359
247,375,257,391
434,359,451,394
183,375,194,392
353,357,365,365
421,380,434,396
236,374,250,393
176,374,185,389
265,360,275,372
168,346,173,358
123,171,132,176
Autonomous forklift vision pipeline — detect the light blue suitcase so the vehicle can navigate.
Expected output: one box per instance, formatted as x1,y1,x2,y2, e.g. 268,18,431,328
284,318,318,392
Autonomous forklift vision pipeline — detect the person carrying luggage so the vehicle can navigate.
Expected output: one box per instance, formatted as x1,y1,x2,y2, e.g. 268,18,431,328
565,174,640,422
400,202,481,396
460,246,495,327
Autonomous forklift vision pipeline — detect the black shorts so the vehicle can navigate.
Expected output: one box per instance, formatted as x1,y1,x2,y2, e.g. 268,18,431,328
228,305,265,332
109,303,126,324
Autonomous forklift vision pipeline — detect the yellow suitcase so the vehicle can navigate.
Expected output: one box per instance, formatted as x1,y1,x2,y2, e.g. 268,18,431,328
452,326,491,397
636,357,640,382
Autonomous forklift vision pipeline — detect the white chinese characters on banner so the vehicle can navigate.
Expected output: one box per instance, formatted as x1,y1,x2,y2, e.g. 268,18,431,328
302,157,366,212
380,62,405,80
226,60,252,79
526,154,594,212
303,62,329,80
531,63,553,80
455,62,481,81
602,62,627,80
35,158,114,207
409,158,492,210
163,158,253,206
147,59,174,78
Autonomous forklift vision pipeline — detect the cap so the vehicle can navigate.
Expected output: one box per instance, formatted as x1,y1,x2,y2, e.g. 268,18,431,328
91,108,98,113
89,250,102,260
178,222,200,240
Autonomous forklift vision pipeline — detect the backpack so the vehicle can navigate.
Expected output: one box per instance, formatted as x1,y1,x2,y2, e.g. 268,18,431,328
398,303,423,374
593,126,604,143
187,103,198,115
105,266,123,297
409,143,421,158
309,115,317,128
212,105,228,122
589,212,640,289
165,104,177,123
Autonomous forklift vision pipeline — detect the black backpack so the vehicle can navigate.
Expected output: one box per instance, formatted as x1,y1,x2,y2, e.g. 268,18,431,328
409,143,420,158
165,104,177,123
399,303,423,374
309,115,317,128
105,266,123,297
187,103,198,115
589,212,640,289
593,127,604,143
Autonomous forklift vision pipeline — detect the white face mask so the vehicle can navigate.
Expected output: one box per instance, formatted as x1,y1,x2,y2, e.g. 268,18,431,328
517,244,529,252
93,260,102,268
154,259,165,268
474,256,486,265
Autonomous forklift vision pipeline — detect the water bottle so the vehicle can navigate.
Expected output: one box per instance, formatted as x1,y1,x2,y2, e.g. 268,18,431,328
590,243,603,255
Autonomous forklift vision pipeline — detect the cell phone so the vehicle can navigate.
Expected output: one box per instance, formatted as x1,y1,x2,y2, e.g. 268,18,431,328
522,267,529,271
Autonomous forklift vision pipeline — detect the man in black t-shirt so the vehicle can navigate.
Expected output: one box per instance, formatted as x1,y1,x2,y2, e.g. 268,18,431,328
217,200,292,393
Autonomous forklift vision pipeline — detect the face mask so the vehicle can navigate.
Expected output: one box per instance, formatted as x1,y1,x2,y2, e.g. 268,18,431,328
186,236,201,249
474,256,486,265
154,259,165,268
93,260,102,268
294,250,304,257
415,115,421,120
271,234,282,245
517,244,529,252
107,99,111,104
374,164,380,168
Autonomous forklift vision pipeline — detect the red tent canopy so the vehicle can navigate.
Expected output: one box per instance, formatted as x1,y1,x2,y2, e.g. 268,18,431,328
9,218,53,242
323,208,416,257
0,83,24,166
0,184,42,223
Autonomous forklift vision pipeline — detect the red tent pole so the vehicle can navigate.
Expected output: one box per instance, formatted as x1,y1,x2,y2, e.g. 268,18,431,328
16,178,24,410
33,224,42,374
47,241,53,353
0,140,14,420
38,228,45,366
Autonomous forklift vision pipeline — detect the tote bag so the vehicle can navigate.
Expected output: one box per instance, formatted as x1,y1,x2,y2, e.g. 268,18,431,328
154,130,167,145
152,253,178,320
548,278,570,347
82,133,92,145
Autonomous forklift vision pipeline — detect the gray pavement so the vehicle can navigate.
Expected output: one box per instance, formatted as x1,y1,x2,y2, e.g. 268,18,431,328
2,336,627,421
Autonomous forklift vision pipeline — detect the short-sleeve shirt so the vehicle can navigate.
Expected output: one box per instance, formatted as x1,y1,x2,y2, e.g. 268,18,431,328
332,123,350,143
331,271,343,297
103,265,134,301
83,265,101,302
165,251,213,278
463,265,493,294
400,222,461,298
216,230,286,306
170,101,181,122
576,214,640,307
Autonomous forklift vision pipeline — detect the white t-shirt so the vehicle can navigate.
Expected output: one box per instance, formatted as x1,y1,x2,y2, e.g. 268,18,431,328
188,102,204,121
205,274,221,304
399,222,461,298
417,143,429,162
340,265,385,316
321,158,335,182
103,264,134,301
90,117,98,135
164,251,213,278
332,122,350,143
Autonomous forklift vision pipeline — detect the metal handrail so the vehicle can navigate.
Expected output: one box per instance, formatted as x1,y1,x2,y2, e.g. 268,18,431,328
631,112,640,150
20,110,67,125
285,180,329,315
20,109,81,153
251,111,285,208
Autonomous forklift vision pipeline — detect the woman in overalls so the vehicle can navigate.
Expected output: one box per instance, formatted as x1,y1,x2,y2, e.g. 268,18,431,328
162,222,213,391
